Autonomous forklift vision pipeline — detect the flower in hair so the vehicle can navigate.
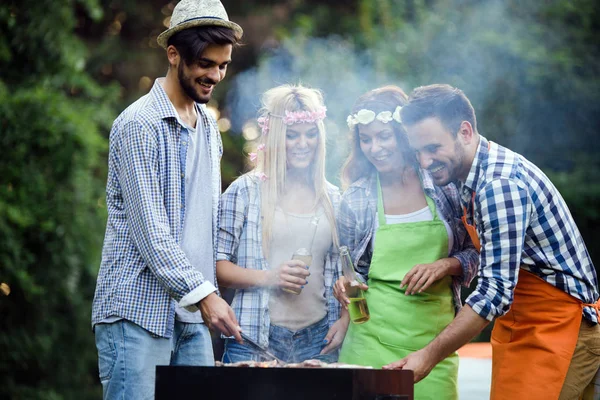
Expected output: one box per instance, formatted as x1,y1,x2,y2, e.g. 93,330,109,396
376,111,393,123
248,143,266,163
347,106,402,128
257,116,269,136
276,106,327,125
392,106,402,124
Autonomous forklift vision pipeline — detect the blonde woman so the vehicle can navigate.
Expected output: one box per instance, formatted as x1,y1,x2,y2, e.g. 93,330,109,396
217,84,347,363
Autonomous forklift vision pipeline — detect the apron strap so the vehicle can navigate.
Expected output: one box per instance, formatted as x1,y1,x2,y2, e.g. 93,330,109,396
376,174,438,227
583,298,600,319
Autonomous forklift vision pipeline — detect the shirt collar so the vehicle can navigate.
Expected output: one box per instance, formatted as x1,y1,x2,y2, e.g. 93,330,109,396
150,78,179,120
420,168,436,197
150,78,208,124
462,135,489,195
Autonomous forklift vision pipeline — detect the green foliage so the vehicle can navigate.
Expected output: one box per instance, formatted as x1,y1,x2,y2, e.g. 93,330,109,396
0,84,110,400
0,0,117,398
1,0,598,396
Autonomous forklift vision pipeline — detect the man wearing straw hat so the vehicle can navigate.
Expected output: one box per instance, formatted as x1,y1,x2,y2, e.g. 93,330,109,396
91,1,243,398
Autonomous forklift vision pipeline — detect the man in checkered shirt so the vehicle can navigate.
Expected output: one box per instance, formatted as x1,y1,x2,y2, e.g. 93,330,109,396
91,1,244,398
384,84,599,399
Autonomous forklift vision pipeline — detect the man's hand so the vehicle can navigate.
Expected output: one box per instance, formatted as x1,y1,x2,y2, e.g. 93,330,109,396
263,260,310,292
198,292,242,344
383,306,491,383
333,276,368,309
382,348,436,383
400,258,460,295
320,313,350,355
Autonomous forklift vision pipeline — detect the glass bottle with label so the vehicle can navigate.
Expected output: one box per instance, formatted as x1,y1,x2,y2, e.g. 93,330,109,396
339,245,370,324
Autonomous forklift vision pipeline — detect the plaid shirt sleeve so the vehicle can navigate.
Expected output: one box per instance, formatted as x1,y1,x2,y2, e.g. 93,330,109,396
337,188,371,281
436,184,479,288
217,176,250,264
324,184,343,327
465,178,531,321
119,120,205,301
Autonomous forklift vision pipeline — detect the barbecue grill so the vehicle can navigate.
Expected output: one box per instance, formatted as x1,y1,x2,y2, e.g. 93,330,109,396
156,365,413,399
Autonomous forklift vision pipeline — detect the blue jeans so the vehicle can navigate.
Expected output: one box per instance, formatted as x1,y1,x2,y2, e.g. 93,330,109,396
223,317,338,364
94,319,213,400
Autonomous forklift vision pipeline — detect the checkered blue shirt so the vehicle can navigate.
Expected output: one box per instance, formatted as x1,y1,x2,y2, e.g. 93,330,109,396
217,173,342,348
91,79,223,337
464,136,599,323
337,170,480,313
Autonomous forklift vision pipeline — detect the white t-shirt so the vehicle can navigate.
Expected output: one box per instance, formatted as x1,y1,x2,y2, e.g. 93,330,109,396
268,207,330,331
373,206,454,256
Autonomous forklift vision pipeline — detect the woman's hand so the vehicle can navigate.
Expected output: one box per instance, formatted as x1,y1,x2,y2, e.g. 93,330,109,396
320,313,350,354
400,258,461,295
263,259,310,292
333,276,368,309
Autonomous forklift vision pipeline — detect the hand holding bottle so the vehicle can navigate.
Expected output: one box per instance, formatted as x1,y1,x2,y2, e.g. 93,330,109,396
338,246,371,324
264,259,310,293
333,275,369,309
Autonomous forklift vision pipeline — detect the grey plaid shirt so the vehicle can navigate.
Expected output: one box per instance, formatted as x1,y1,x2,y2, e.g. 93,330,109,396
337,170,479,313
91,79,223,337
217,173,342,348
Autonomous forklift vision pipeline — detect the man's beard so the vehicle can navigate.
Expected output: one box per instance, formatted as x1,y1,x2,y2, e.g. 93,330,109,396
178,62,213,104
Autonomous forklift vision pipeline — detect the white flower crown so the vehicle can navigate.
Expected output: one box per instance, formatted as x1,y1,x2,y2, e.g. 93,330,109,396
346,106,402,128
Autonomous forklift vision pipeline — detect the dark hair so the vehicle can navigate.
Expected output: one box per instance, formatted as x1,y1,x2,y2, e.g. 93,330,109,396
167,26,239,66
401,84,477,137
341,85,414,189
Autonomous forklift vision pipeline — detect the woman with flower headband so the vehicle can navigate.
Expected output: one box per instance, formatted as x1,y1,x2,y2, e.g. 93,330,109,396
216,84,347,363
333,86,479,399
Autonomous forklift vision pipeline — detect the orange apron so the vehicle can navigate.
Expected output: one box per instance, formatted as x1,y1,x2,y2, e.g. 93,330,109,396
460,140,600,397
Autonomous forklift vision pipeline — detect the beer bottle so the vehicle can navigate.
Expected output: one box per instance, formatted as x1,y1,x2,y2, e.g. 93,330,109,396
339,246,370,324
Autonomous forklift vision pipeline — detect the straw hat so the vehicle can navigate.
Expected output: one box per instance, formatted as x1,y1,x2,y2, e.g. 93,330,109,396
157,0,243,49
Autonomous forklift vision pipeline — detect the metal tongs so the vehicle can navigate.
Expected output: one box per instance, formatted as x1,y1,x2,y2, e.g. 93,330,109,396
240,332,285,364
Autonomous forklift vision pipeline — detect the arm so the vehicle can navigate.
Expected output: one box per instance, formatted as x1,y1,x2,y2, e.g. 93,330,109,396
217,259,309,291
386,179,531,381
119,121,207,301
321,308,350,355
216,177,308,291
400,257,463,295
337,191,371,280
440,181,479,287
216,260,269,289
383,305,489,380
333,192,370,306
401,183,479,294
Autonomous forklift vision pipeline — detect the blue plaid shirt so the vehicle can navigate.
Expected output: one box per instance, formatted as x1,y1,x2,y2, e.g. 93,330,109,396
91,79,223,337
463,136,599,323
337,170,480,313
217,173,342,348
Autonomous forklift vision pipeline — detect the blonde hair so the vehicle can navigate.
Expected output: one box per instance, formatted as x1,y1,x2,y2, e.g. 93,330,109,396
253,84,339,255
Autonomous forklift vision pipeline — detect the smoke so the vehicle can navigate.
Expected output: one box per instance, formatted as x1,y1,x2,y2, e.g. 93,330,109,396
226,0,600,180
226,35,408,182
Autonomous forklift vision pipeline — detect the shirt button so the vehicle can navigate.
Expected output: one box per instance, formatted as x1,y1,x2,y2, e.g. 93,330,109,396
181,173,185,178
182,141,187,145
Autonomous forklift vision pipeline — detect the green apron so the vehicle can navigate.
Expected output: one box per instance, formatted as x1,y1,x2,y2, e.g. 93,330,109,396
339,177,458,400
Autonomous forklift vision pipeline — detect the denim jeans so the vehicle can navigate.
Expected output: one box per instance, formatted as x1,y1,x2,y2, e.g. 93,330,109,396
223,317,338,364
94,319,213,400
